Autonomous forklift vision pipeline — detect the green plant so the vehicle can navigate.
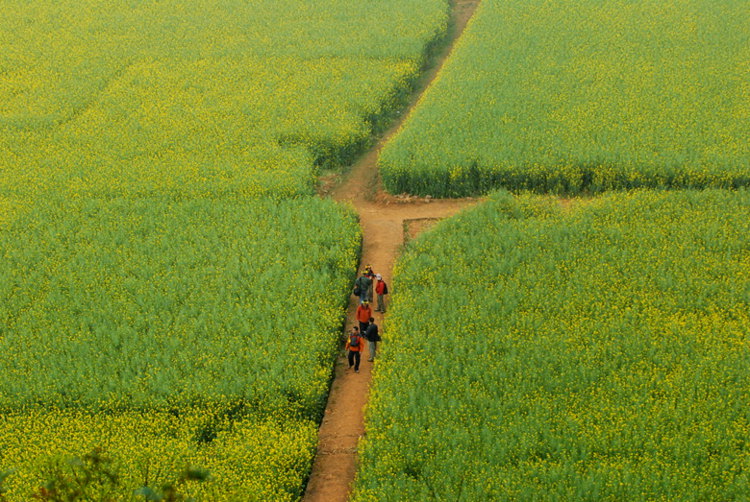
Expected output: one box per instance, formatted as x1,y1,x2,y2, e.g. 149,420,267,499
25,448,208,502
134,468,210,502
0,470,13,500
33,449,120,501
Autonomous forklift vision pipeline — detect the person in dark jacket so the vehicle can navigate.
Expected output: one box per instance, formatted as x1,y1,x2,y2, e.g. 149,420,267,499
354,270,373,303
365,265,376,305
364,317,381,362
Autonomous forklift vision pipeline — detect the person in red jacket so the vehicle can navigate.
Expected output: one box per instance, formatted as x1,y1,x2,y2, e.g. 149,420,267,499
375,273,388,313
345,326,364,373
356,301,372,333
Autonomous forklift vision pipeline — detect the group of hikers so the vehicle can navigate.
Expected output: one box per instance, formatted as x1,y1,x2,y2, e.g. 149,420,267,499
345,265,388,373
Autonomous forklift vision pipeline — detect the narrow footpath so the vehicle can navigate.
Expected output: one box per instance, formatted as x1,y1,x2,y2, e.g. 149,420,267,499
303,1,482,501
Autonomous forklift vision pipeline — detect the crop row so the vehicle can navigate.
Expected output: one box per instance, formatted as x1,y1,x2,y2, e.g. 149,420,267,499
380,0,750,196
355,190,750,500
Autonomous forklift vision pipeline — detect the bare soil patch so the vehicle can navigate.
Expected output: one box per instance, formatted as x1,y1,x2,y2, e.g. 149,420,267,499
403,217,442,244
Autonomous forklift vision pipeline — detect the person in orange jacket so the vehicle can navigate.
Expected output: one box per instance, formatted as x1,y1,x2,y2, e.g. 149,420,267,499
356,301,372,333
345,326,364,373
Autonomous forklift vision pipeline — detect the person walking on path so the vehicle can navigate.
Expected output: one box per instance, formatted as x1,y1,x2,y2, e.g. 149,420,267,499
365,265,376,305
354,270,373,304
356,301,372,334
364,317,381,362
345,326,364,373
375,273,388,313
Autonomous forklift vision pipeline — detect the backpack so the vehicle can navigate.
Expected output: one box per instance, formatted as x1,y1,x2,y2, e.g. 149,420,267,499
349,334,361,348
382,282,389,295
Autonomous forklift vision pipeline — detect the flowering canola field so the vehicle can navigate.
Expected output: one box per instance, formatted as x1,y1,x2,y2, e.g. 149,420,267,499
0,196,361,500
354,190,750,500
0,0,450,498
0,198,359,413
380,0,750,196
0,0,449,200
2,410,317,500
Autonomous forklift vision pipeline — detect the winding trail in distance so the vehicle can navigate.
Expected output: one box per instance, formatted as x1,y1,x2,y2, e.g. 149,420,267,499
303,1,483,501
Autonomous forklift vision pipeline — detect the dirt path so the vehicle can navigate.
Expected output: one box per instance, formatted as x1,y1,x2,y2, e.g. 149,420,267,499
303,1,482,501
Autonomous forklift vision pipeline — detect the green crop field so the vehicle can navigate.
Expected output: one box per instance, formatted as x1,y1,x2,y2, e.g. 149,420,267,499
0,0,450,498
5,0,748,499
0,197,359,412
380,0,750,196
0,0,448,200
0,196,360,499
354,190,750,500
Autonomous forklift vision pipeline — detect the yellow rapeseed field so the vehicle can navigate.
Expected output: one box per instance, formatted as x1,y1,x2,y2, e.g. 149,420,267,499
380,0,750,196
355,190,750,500
0,0,448,200
0,0,450,498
